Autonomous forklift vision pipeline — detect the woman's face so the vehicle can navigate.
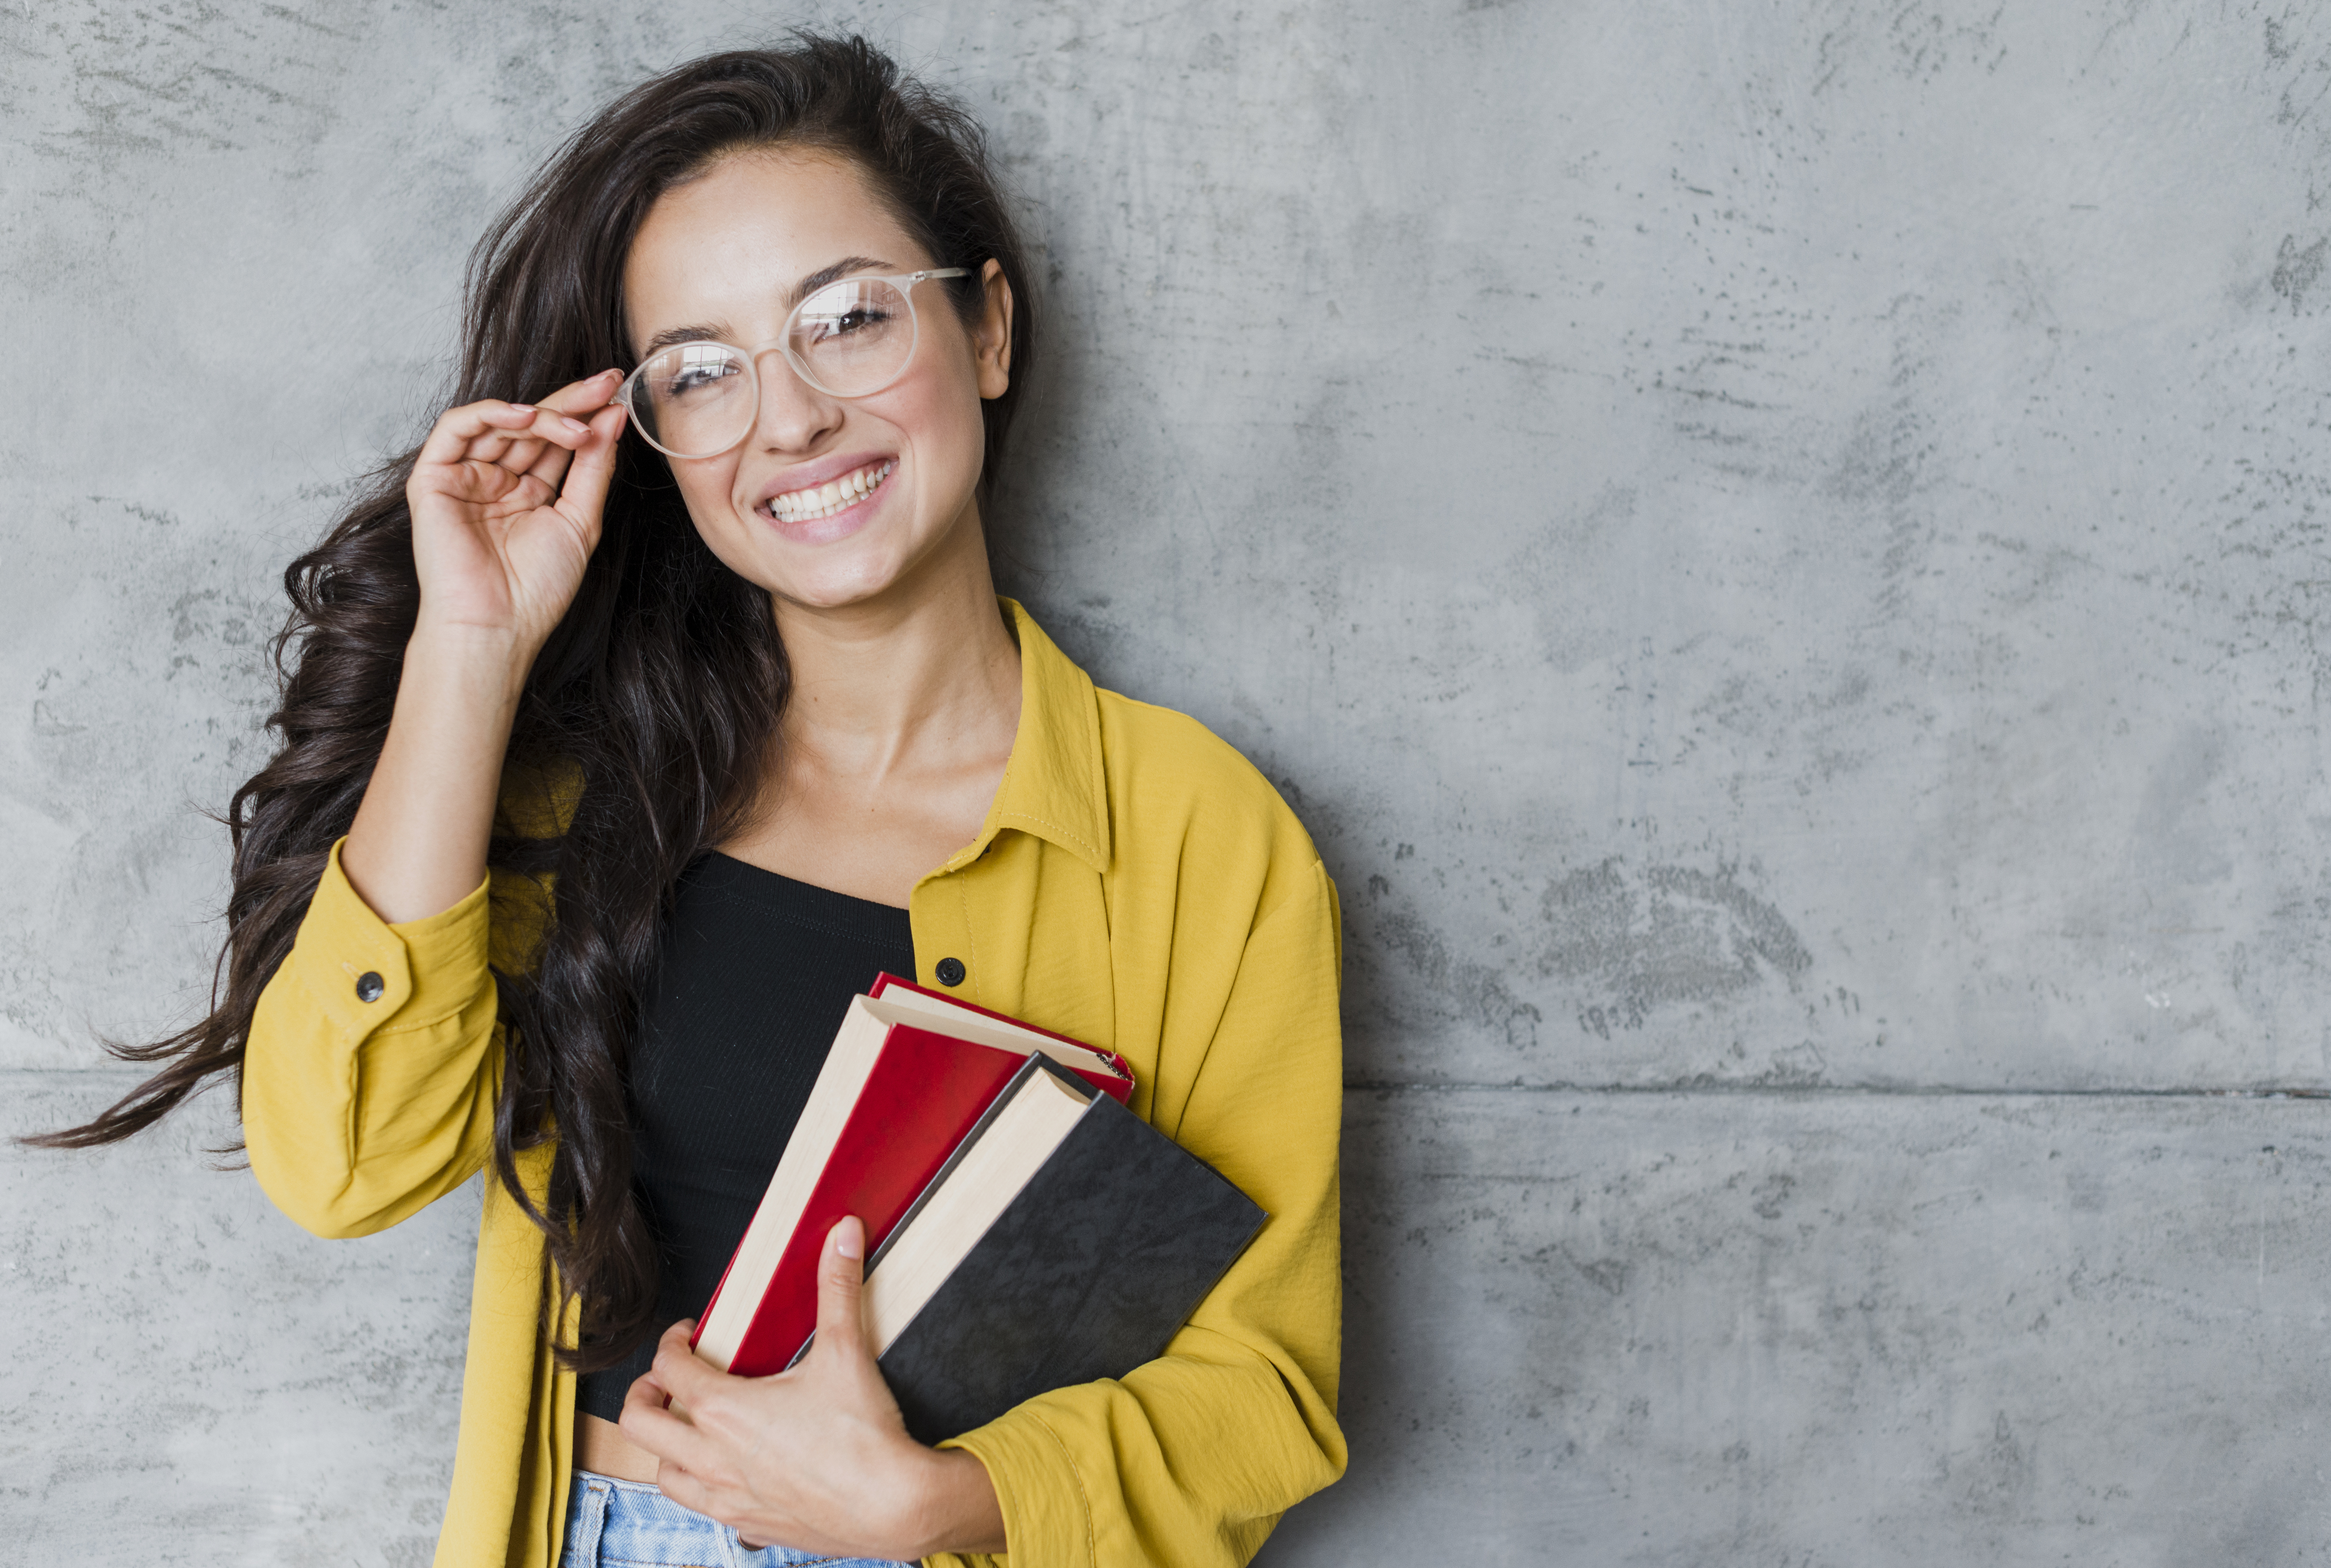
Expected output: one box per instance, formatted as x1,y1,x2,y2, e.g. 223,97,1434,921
621,149,1011,611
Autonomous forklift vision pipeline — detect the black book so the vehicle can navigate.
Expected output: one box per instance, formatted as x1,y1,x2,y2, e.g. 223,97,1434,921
813,1054,1268,1445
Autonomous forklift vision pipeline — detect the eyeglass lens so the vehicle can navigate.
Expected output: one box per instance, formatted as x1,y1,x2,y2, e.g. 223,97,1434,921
625,277,921,458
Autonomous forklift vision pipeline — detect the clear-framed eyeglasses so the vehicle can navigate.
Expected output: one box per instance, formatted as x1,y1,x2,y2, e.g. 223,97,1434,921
617,267,971,460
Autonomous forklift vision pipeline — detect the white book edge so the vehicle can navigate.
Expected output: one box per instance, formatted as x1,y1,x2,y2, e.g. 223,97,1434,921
694,996,891,1370
867,988,1125,1080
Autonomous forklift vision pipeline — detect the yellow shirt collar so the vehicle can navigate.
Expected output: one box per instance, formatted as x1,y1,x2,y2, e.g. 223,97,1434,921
933,598,1112,878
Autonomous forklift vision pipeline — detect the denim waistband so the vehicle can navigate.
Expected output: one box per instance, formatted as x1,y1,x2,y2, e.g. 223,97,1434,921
559,1468,912,1568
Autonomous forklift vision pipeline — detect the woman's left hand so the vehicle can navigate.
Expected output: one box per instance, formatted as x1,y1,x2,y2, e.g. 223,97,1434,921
618,1218,1007,1560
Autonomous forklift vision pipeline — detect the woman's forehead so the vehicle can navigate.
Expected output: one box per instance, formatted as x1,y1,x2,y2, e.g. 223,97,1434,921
627,149,924,315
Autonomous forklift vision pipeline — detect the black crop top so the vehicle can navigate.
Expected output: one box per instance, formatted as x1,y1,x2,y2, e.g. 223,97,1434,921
574,852,916,1424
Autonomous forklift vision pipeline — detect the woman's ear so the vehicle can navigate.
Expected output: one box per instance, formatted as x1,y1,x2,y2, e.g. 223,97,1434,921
974,258,1013,400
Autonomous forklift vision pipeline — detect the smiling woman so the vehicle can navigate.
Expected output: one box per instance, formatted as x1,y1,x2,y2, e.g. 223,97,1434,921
30,32,1345,1568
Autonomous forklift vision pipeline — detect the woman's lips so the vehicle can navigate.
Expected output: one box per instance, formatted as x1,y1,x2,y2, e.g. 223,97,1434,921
759,458,896,525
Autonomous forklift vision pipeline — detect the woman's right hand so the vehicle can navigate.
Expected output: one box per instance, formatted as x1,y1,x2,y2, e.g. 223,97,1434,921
343,371,628,924
405,368,629,655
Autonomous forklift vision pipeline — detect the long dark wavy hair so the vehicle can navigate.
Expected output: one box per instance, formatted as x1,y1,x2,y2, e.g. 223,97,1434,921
29,34,1040,1371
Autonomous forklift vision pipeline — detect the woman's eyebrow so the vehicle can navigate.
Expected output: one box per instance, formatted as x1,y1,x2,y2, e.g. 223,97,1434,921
639,321,732,355
791,255,892,305
635,257,897,356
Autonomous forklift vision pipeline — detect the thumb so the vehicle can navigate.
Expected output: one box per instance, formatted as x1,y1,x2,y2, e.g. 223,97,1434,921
555,402,627,537
814,1215,869,1360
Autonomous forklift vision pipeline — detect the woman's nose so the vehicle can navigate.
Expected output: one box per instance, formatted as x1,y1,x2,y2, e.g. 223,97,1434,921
751,349,843,452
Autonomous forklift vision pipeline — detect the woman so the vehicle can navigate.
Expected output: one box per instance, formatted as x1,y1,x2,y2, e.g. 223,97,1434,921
43,34,1345,1568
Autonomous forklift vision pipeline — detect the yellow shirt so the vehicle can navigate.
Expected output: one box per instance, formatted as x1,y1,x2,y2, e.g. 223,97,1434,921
241,601,1347,1568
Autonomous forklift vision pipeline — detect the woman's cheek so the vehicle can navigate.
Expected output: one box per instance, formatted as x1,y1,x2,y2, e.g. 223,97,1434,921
674,472,769,586
677,463,743,530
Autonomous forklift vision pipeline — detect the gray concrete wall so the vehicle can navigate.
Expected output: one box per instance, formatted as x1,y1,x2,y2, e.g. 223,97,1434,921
4,2,2326,1562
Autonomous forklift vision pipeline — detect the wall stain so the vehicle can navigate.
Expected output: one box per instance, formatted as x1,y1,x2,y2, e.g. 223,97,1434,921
2271,233,2326,313
1540,858,1813,1038
1955,1409,2035,1519
1369,904,1545,1051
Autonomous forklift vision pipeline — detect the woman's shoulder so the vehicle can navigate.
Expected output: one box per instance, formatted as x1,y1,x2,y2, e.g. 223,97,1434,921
1090,684,1324,885
1011,602,1323,883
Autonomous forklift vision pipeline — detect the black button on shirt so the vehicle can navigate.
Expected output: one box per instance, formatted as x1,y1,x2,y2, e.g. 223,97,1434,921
573,853,915,1423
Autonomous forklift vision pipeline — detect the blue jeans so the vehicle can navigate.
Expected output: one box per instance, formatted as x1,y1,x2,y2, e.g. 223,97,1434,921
558,1469,913,1568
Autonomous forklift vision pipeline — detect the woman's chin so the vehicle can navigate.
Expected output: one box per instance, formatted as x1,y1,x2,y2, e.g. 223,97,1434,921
752,537,925,614
709,481,980,613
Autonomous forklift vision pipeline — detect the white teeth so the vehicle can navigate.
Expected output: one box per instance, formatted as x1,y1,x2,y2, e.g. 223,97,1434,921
768,461,893,522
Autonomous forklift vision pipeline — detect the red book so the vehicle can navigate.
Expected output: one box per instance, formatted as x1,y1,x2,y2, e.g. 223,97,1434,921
691,975,1134,1377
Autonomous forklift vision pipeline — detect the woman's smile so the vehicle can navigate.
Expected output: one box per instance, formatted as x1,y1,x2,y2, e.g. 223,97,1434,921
753,453,899,542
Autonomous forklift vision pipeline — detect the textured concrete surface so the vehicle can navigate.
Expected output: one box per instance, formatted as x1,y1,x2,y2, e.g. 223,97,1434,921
6,1,2331,1562
1,1077,475,1564
1269,1090,2331,1567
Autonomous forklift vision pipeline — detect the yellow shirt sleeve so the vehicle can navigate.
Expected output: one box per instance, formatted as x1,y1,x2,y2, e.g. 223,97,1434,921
937,859,1349,1568
243,838,505,1239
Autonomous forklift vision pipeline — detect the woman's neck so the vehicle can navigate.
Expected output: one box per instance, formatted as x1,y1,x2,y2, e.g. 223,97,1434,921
772,507,1019,769
723,503,1023,906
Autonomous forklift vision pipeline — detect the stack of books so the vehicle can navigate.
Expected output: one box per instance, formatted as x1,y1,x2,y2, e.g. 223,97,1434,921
691,974,1266,1444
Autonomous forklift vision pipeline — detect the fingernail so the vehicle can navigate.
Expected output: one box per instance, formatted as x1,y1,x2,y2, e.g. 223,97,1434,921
562,417,589,435
835,1228,862,1261
507,404,535,415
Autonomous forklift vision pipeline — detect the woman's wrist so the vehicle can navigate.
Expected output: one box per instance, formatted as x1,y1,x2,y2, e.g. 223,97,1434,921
341,619,537,924
894,1446,1007,1559
404,615,540,705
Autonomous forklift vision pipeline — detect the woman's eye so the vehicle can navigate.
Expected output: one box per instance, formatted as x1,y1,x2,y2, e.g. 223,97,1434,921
663,362,739,398
806,306,893,343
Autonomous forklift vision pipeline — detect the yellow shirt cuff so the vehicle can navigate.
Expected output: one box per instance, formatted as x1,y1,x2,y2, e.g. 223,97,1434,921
291,837,494,1039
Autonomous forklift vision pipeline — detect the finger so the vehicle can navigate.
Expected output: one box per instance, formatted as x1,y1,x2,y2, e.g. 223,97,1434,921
552,403,628,532
521,396,612,493
618,1367,723,1476
531,367,624,417
431,366,621,462
499,469,558,514
645,1317,735,1412
414,400,542,472
498,410,595,466
443,413,596,505
532,368,625,489
414,400,592,486
653,1457,715,1518
496,368,620,487
812,1216,869,1361
523,428,578,491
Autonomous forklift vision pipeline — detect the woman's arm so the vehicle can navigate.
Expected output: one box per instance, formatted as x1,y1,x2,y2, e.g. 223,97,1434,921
242,375,626,1237
341,372,626,923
